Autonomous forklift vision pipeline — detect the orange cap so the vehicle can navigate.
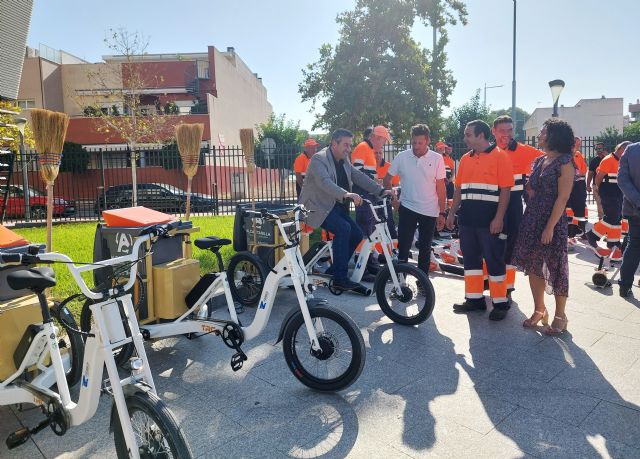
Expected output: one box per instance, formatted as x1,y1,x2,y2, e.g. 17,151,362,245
372,125,392,143
435,141,447,150
303,138,320,147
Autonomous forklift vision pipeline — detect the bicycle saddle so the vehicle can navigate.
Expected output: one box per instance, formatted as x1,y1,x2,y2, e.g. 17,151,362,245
194,236,232,251
7,267,56,292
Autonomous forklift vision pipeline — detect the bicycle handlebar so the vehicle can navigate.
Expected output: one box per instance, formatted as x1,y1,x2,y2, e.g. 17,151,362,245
244,205,311,246
138,221,178,237
0,222,174,300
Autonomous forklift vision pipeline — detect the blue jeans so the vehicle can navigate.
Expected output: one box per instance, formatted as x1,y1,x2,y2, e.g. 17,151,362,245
321,205,363,282
620,215,640,289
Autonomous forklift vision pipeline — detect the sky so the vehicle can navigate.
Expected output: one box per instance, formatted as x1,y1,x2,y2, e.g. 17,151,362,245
26,0,640,132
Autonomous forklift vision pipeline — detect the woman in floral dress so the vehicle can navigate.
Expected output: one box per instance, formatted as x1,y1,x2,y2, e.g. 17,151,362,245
511,118,576,335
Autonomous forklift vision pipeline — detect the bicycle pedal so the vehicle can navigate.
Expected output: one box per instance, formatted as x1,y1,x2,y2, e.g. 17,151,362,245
6,427,29,449
230,351,247,372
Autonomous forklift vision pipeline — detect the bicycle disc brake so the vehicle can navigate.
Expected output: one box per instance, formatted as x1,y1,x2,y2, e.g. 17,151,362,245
221,323,247,371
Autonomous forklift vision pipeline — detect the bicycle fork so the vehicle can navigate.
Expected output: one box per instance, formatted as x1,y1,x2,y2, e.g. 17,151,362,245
92,298,153,459
289,248,323,351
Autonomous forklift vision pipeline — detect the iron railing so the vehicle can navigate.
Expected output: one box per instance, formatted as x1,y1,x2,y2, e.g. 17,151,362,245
0,137,606,225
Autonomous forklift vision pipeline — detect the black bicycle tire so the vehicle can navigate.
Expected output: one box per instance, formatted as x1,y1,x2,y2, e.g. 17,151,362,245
282,305,365,392
50,302,84,387
113,390,193,458
80,299,135,367
374,263,435,325
226,251,267,307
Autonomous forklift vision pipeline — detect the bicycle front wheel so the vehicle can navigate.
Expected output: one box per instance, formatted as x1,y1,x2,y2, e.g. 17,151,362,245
374,262,435,325
282,306,365,392
113,390,192,459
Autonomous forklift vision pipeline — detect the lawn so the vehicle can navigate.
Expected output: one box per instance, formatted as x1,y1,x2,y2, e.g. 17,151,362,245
13,216,236,302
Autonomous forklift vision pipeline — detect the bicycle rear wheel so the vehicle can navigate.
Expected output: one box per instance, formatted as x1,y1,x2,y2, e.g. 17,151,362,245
282,306,365,391
374,263,435,325
80,299,134,367
113,390,192,458
226,251,267,307
50,301,84,387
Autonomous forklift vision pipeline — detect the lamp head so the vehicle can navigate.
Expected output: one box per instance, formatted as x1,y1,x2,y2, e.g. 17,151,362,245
548,79,565,105
14,117,27,136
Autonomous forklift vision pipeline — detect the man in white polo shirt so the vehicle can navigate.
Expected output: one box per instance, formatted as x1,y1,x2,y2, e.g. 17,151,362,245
384,123,446,274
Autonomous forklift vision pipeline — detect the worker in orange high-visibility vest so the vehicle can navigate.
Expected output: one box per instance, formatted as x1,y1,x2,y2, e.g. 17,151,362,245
446,120,514,321
293,138,320,198
491,115,542,295
352,125,392,278
585,141,631,261
435,141,456,208
374,148,398,240
566,137,589,239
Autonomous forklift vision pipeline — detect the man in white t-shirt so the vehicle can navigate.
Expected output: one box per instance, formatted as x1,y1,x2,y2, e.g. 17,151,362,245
383,124,446,274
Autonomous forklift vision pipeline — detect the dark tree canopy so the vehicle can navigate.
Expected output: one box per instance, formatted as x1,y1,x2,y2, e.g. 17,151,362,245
441,90,492,142
299,0,466,141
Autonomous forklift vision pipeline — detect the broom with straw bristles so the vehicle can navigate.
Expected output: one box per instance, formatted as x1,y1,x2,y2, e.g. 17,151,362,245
31,109,69,252
239,128,257,248
175,123,204,259
176,123,204,220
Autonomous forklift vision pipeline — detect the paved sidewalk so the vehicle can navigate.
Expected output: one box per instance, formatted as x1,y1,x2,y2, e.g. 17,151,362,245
1,240,639,458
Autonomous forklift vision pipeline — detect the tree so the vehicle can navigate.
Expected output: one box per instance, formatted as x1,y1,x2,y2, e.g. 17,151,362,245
0,100,35,153
254,113,306,170
60,141,90,173
623,120,640,143
414,0,468,129
77,28,178,205
299,0,463,141
597,126,623,152
442,90,492,142
489,107,531,140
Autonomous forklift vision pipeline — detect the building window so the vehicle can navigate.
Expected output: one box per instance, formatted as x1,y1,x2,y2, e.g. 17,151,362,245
17,99,36,109
197,60,210,79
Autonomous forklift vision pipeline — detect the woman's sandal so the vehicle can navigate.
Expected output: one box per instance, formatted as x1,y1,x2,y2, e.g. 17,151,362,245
545,316,568,335
523,308,549,328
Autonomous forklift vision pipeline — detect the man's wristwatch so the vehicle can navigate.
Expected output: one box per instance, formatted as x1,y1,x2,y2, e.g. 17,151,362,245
439,212,447,217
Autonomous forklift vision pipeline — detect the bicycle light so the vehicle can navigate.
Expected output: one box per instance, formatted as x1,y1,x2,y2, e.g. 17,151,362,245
129,357,144,375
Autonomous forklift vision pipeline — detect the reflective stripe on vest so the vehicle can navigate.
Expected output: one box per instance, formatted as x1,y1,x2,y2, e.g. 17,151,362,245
461,182,500,202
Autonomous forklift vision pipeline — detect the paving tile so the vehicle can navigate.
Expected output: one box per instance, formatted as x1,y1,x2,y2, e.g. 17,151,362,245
0,407,45,458
495,407,640,458
474,369,600,426
293,429,413,459
549,364,640,412
580,400,640,449
569,309,640,341
394,381,518,435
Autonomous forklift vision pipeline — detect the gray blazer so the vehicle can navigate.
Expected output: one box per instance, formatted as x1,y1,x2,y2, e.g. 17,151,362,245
618,142,640,218
300,147,383,228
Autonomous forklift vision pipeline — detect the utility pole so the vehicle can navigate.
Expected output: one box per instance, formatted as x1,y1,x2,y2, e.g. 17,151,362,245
511,0,517,131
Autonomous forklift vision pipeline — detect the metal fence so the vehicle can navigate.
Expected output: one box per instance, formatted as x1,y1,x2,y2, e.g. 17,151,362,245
1,137,605,225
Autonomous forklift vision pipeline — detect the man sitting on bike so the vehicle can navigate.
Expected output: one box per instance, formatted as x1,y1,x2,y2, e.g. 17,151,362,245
300,128,394,291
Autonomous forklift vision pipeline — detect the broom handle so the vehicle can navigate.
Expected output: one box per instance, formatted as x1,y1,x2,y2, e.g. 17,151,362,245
47,183,53,251
249,168,256,248
184,176,192,259
185,176,192,221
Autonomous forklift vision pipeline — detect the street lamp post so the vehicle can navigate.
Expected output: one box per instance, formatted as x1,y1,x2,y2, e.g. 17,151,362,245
548,79,565,117
484,83,504,108
511,0,517,127
14,117,30,221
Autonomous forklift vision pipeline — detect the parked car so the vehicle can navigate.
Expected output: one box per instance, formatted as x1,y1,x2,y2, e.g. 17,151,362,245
95,183,216,214
0,185,76,219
